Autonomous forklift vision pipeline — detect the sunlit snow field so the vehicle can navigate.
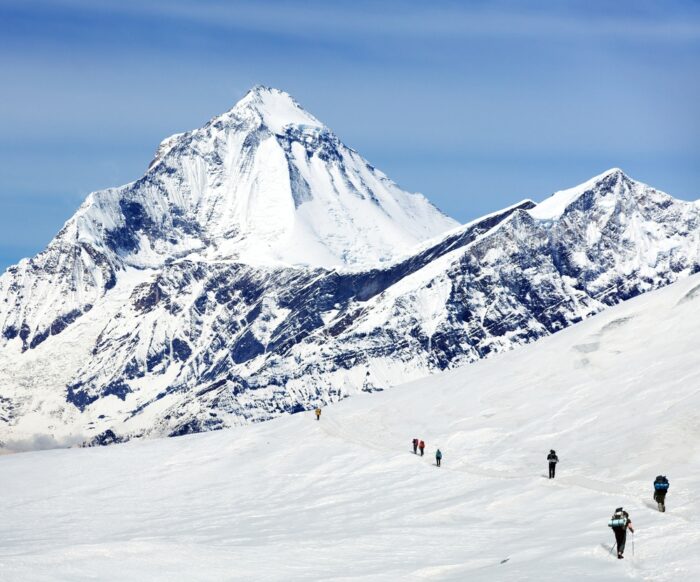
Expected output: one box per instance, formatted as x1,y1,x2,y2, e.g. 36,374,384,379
1,274,698,581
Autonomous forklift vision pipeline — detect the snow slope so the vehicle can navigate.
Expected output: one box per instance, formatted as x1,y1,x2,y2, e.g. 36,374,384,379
1,273,698,581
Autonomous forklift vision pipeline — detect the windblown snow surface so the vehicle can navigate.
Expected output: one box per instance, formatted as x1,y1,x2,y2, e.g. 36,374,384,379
1,273,698,581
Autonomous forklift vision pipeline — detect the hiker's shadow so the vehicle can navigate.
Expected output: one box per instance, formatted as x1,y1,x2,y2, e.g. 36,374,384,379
643,500,659,511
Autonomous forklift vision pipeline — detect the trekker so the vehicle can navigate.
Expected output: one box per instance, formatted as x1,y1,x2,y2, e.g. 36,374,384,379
412,438,419,454
315,408,321,421
418,440,425,456
653,475,670,512
435,449,442,467
547,449,559,479
608,507,634,559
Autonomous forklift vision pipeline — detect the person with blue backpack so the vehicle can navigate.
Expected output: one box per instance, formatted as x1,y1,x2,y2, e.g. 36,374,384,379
608,507,635,559
653,475,670,512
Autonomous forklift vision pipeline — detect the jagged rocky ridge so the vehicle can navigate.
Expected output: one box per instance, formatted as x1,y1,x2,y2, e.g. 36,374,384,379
0,87,698,447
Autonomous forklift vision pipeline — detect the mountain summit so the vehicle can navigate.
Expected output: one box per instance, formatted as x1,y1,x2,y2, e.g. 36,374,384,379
137,84,458,270
217,85,325,134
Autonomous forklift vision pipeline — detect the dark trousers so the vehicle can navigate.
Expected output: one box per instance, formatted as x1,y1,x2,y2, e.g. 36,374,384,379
654,491,666,511
613,527,627,555
548,462,556,478
413,444,418,454
420,448,424,456
436,458,441,467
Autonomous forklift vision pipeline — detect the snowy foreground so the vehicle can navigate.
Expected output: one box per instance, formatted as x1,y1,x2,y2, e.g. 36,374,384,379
1,275,699,581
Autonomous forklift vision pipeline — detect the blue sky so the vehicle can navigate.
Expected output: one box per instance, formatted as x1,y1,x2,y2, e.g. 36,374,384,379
1,0,698,271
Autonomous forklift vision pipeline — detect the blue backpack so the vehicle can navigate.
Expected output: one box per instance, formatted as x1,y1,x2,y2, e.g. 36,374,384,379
654,475,669,491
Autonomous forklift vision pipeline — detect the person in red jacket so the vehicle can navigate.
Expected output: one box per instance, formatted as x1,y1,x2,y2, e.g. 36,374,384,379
418,440,425,456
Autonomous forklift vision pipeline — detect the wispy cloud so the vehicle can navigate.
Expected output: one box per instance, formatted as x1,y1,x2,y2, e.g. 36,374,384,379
1,432,86,454
4,0,700,42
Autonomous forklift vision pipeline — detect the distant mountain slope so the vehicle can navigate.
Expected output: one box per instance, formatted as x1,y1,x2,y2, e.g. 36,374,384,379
1,274,698,580
0,88,698,448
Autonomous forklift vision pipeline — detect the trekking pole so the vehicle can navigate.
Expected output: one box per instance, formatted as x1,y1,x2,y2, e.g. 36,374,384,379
632,533,635,557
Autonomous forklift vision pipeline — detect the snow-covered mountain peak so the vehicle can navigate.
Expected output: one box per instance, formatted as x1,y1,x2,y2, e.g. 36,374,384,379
529,167,640,220
223,85,324,135
0,87,461,361
58,86,459,272
150,87,324,168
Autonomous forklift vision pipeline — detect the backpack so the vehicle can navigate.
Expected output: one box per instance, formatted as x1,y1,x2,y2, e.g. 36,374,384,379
654,475,669,491
608,509,628,528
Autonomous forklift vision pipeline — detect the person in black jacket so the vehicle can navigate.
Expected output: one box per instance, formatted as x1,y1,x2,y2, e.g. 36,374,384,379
547,450,559,479
610,508,634,559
